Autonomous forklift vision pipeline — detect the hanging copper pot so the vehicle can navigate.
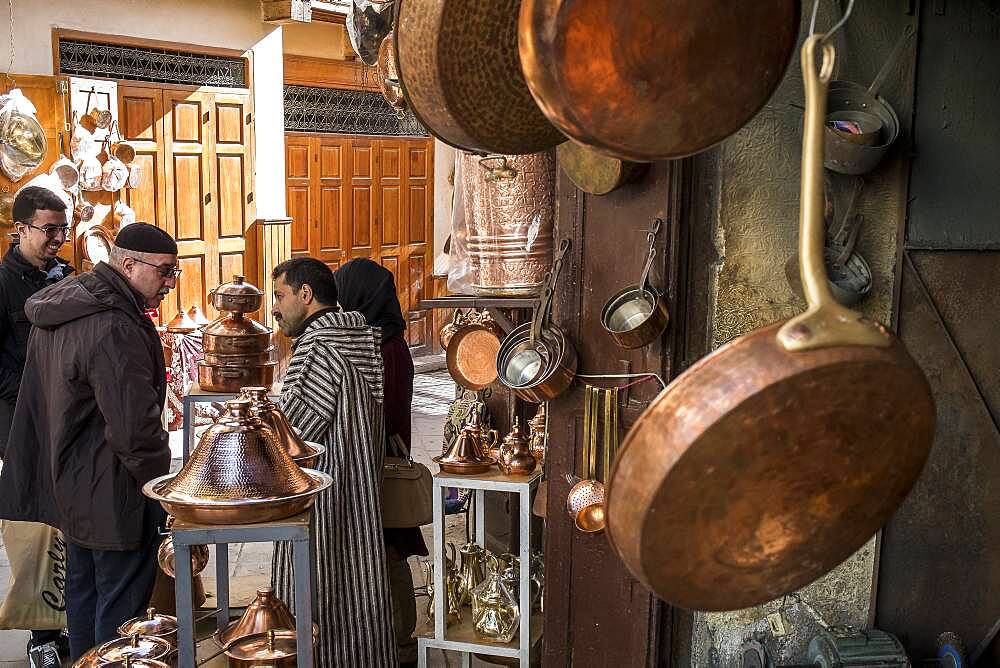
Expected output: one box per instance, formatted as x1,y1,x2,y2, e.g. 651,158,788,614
395,0,565,154
376,33,406,113
498,418,537,476
240,386,325,468
557,140,648,195
214,586,318,648
210,275,263,314
445,310,505,391
518,0,800,161
117,608,179,650
142,399,332,525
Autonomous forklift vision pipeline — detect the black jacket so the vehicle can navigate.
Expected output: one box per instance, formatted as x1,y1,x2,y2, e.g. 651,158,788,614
0,262,170,550
0,245,72,456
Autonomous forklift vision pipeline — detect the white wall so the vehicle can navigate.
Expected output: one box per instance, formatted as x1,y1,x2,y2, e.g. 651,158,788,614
0,0,287,218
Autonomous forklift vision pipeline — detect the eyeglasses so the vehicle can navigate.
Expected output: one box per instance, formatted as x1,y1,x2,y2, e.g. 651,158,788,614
132,257,183,278
24,223,70,238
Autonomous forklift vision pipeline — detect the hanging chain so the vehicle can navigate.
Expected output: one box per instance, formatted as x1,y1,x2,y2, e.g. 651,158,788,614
4,0,14,88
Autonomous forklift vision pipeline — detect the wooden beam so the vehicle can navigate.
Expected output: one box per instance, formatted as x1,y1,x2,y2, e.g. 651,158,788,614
261,0,312,24
310,1,349,25
283,54,377,91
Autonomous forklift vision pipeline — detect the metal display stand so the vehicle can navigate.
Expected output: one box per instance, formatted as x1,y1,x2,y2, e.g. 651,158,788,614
181,381,281,461
171,511,316,668
418,469,543,667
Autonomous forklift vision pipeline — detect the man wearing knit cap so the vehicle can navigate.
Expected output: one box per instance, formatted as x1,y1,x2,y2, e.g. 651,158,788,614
0,223,180,660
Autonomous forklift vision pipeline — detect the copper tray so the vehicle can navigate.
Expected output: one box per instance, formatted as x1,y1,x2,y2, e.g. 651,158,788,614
142,470,332,525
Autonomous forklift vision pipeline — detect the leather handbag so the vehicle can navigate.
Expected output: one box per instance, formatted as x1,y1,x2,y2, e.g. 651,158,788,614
382,434,433,528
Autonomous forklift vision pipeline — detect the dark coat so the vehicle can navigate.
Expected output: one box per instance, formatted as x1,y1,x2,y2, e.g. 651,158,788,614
0,245,73,456
0,262,170,550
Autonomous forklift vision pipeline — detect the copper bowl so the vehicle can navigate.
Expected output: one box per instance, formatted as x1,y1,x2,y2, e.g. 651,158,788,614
198,362,276,393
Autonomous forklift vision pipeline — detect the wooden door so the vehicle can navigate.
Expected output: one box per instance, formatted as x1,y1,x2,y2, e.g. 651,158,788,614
283,132,435,353
118,86,167,232
0,74,73,264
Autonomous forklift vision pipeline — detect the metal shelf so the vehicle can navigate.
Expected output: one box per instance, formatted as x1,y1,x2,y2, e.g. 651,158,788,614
418,469,543,667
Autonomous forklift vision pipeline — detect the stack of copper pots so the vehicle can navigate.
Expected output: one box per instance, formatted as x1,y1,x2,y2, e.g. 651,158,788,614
198,276,277,392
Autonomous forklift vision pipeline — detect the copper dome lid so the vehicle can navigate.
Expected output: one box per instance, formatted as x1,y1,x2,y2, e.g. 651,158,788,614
214,586,298,648
166,309,199,333
143,400,332,524
94,634,172,663
211,275,264,314
117,607,178,644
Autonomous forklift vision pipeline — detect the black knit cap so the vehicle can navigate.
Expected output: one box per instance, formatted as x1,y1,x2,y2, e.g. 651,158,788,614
114,223,178,255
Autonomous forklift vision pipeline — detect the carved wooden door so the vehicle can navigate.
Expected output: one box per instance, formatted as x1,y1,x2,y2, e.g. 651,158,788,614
284,133,434,353
118,85,167,238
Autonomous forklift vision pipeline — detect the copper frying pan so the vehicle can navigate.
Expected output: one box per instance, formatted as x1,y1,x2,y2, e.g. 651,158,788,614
518,0,800,161
395,0,565,155
605,36,936,612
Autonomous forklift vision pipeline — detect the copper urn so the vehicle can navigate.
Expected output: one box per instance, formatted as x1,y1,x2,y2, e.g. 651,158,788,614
198,276,276,392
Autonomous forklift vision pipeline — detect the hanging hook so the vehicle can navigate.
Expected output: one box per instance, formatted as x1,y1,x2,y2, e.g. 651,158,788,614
809,0,854,41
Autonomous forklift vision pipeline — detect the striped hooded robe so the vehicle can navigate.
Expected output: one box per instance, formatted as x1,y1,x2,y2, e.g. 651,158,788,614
272,310,397,667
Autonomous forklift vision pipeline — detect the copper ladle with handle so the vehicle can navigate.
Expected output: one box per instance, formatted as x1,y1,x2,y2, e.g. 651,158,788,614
606,32,936,612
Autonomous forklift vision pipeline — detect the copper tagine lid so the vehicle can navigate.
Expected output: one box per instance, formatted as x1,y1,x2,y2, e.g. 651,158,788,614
498,417,537,476
94,633,172,663
434,422,496,475
200,312,271,337
215,586,295,648
211,274,264,314
166,309,199,333
240,386,319,461
225,629,297,663
162,399,315,501
117,607,178,640
187,304,210,326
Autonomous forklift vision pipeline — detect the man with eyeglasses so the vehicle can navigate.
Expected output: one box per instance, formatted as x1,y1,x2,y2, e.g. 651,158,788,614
0,185,73,667
0,222,179,660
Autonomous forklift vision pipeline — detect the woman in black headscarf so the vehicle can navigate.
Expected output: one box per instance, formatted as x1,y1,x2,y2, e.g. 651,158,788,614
335,258,426,668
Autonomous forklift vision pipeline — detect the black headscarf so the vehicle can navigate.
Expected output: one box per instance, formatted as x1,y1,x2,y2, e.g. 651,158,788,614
334,258,406,342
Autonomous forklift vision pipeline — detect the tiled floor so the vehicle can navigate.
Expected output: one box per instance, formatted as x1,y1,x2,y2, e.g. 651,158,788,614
0,370,475,667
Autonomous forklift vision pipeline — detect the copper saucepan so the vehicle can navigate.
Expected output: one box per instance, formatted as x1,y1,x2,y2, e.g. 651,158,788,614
496,239,577,403
601,218,670,349
518,0,800,161
445,310,504,391
606,35,936,612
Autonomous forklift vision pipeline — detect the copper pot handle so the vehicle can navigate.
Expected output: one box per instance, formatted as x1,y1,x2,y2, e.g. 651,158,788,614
531,238,571,345
637,218,662,293
777,36,889,353
219,369,248,378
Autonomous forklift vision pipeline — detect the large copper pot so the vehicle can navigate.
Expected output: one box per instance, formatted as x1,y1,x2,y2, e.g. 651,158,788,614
518,0,799,161
395,0,564,154
462,151,555,296
240,386,324,468
142,399,332,525
197,362,276,393
605,38,935,612
201,314,272,354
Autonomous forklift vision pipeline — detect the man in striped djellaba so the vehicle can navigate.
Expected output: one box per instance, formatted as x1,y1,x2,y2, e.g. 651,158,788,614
269,257,396,667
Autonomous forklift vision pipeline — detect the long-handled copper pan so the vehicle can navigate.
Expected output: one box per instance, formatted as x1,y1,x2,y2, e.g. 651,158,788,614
518,0,800,161
605,36,936,612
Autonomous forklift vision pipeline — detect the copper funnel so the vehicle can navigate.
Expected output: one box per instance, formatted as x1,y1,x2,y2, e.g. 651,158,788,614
214,586,299,648
434,421,496,475
143,399,332,524
240,386,323,465
166,309,198,333
187,304,210,326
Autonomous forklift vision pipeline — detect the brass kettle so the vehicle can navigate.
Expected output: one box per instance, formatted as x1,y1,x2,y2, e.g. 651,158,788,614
472,556,519,643
240,386,324,468
498,418,537,476
457,542,490,606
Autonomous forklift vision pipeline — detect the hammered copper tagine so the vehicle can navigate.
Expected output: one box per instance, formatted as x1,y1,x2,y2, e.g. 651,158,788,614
240,386,325,468
142,399,332,525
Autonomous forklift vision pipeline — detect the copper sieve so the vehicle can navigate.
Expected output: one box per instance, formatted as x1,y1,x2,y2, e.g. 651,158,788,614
566,386,605,532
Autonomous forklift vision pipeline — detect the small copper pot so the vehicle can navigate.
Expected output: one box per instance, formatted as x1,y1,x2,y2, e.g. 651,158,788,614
117,607,179,650
225,630,305,667
202,348,274,367
210,275,263,314
198,361,276,393
157,535,210,578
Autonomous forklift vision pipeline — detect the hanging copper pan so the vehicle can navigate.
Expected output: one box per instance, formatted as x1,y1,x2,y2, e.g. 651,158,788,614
445,310,504,391
395,0,565,155
557,140,647,196
605,37,936,612
518,0,800,161
377,33,406,113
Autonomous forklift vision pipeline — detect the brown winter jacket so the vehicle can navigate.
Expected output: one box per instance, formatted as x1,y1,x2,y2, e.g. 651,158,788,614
0,262,170,550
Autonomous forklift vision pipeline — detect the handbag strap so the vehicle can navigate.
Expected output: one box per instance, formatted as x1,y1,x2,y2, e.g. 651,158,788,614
387,433,411,460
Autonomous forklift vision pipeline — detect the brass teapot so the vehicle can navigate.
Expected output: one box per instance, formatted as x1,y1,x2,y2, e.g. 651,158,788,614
457,542,490,607
498,418,537,476
472,555,519,643
421,548,462,626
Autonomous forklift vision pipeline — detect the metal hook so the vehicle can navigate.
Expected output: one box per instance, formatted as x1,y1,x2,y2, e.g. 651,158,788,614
809,0,854,41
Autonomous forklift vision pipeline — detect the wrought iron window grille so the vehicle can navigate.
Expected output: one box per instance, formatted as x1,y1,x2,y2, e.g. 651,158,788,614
59,39,247,88
284,84,427,137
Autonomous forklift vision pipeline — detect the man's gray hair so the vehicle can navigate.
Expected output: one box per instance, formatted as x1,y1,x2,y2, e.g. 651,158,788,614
108,245,150,268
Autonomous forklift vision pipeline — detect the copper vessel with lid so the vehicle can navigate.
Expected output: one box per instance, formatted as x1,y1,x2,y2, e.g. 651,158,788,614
498,418,537,476
433,413,497,475
93,634,172,664
240,386,325,468
166,309,198,334
214,586,318,648
225,629,304,667
210,274,263,314
142,399,332,524
117,608,178,649
187,304,210,327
